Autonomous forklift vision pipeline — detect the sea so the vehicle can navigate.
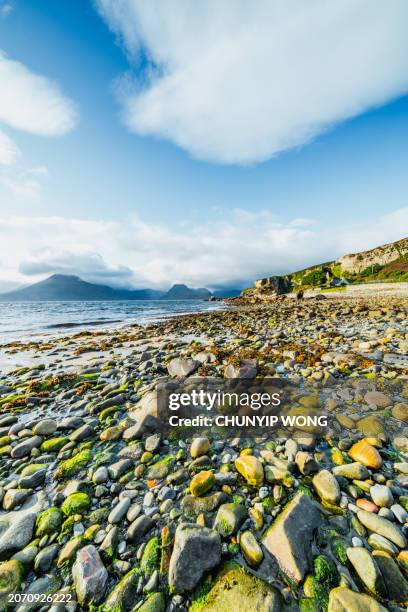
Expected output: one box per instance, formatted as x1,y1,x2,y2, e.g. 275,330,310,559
0,300,224,343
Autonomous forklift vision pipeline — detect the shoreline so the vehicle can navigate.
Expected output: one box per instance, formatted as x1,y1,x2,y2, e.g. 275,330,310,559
0,292,407,609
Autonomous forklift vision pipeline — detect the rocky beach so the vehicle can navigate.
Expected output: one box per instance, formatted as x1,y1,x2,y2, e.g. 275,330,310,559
0,293,408,611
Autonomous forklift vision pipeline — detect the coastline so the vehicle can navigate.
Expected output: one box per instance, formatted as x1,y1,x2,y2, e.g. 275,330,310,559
0,291,407,609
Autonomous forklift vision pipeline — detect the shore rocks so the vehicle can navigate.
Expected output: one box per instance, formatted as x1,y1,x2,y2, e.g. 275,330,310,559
235,455,264,486
168,523,221,593
192,565,281,611
239,531,264,567
313,469,341,505
349,440,382,469
0,510,37,558
214,503,246,536
262,493,321,583
0,293,407,610
190,437,210,458
328,586,388,611
190,470,215,497
370,484,394,508
357,509,407,548
346,547,386,597
332,463,369,480
167,357,199,377
35,507,62,536
126,516,154,544
0,559,23,598
73,545,108,605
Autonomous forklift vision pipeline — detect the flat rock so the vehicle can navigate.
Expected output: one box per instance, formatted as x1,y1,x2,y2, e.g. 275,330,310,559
262,492,321,583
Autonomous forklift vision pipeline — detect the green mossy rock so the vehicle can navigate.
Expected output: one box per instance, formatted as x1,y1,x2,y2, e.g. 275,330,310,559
190,565,281,611
55,449,91,479
141,537,160,578
101,568,140,610
190,471,215,497
145,455,175,480
40,437,68,453
20,463,47,477
36,507,63,536
0,436,11,448
138,592,165,612
235,455,264,486
0,560,24,596
61,492,90,516
213,503,246,537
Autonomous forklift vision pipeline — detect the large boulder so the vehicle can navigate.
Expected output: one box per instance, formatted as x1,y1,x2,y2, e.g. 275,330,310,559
168,523,221,593
262,493,321,583
72,545,108,606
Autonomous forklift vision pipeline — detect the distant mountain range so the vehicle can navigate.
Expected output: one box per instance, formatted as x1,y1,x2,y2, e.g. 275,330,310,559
0,274,240,301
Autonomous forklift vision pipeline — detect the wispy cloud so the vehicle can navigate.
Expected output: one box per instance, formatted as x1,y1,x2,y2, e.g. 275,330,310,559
96,0,408,164
0,51,78,136
0,51,77,200
1,208,407,289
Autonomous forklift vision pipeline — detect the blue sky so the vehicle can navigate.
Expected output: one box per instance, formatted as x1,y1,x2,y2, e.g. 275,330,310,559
0,0,408,290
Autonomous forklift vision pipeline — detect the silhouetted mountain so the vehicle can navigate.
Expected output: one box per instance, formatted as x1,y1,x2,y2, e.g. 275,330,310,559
161,283,212,300
0,275,164,301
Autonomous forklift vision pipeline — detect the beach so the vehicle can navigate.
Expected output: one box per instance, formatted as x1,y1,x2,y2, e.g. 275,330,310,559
0,292,408,610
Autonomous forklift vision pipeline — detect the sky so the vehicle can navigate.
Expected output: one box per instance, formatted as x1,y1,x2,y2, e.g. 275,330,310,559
0,0,408,292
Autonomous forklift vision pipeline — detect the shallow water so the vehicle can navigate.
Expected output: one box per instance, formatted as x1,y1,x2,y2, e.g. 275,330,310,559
0,299,224,343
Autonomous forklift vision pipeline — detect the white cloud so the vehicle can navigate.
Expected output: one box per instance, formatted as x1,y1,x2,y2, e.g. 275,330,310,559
0,129,19,165
0,208,407,290
20,249,134,286
96,0,408,164
0,51,78,136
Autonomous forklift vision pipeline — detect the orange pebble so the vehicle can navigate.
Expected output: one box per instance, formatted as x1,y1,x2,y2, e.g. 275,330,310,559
356,498,379,513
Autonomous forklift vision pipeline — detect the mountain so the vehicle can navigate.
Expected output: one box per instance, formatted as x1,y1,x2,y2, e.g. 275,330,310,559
161,284,212,300
0,274,164,301
243,236,408,297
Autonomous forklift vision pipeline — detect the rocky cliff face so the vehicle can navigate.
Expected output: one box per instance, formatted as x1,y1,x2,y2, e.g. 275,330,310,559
338,237,408,274
242,275,293,299
241,236,408,299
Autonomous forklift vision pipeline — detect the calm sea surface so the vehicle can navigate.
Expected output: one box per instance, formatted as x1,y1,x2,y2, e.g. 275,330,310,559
0,300,224,343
